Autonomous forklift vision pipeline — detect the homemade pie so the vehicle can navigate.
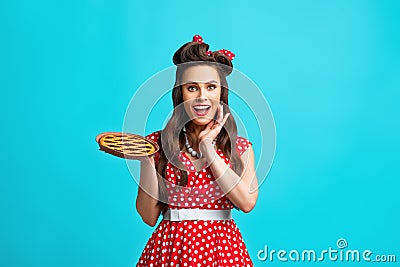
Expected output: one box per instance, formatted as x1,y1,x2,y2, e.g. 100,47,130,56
96,132,159,159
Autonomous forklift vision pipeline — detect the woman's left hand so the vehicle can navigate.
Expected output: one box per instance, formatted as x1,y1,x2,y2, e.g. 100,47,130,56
198,104,230,143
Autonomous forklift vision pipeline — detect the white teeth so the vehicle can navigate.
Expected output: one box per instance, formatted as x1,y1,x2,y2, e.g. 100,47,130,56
194,106,210,110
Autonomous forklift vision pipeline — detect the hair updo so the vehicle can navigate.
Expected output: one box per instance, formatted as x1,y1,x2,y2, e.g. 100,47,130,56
172,41,233,77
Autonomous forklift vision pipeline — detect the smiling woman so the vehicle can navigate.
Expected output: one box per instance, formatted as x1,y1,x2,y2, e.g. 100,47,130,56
135,35,258,267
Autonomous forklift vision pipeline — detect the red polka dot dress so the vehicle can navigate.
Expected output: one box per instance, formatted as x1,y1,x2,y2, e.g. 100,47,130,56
136,131,254,267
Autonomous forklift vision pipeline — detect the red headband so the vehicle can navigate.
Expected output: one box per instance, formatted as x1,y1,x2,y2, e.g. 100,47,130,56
192,34,235,60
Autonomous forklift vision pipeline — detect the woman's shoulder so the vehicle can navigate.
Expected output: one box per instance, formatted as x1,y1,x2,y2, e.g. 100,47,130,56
145,130,162,142
235,136,253,157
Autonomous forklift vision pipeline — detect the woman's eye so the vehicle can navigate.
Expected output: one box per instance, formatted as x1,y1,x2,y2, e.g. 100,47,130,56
188,86,197,92
208,85,216,90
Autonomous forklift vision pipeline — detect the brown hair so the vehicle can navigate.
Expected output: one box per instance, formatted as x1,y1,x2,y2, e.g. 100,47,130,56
155,39,243,204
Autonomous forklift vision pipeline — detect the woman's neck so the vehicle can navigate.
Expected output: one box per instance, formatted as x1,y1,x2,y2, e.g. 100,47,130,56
185,122,206,146
187,122,207,139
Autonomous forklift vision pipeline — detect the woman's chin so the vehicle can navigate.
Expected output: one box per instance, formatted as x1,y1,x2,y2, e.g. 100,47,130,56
190,116,213,126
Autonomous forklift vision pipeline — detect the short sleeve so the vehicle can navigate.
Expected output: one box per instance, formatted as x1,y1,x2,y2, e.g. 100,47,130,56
235,136,253,157
145,130,161,162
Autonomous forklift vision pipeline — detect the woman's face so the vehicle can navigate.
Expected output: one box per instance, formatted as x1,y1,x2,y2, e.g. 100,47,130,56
181,65,222,126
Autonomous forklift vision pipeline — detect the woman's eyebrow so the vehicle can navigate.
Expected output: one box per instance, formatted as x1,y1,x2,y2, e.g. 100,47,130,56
183,80,219,85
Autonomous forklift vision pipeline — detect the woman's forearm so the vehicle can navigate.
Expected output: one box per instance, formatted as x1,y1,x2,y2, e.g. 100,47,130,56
200,139,258,212
136,157,163,226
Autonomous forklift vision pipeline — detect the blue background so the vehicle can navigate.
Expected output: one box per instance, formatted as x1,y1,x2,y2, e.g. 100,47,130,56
1,0,399,266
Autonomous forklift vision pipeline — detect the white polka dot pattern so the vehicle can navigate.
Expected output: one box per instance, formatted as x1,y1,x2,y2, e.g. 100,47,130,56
137,131,254,266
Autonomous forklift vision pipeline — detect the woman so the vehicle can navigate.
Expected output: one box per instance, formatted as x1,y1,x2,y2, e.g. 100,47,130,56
136,35,258,267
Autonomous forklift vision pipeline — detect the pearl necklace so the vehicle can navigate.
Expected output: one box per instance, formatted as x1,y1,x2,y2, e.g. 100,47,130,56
183,126,216,159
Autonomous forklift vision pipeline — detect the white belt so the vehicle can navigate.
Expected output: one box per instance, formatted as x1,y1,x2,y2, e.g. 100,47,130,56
163,208,232,221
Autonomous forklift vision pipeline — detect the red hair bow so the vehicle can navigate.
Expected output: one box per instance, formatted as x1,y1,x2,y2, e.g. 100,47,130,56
192,34,235,60
192,35,204,44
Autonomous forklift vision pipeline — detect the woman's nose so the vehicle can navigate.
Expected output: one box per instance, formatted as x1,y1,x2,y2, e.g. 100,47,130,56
198,86,208,99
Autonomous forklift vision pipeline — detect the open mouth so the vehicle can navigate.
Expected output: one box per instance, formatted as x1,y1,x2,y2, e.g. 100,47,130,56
192,104,211,116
